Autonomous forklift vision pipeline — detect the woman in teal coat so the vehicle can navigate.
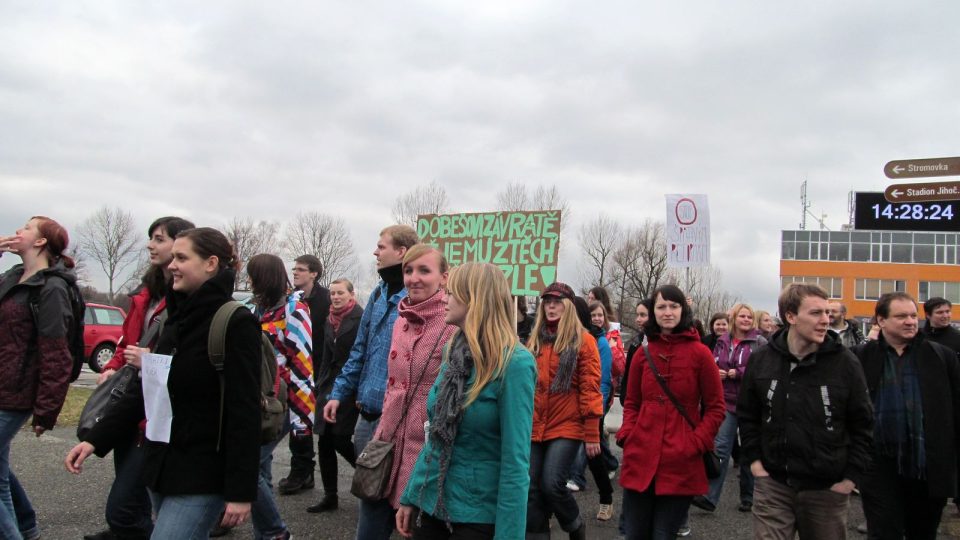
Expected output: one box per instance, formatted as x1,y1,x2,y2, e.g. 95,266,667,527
396,262,537,540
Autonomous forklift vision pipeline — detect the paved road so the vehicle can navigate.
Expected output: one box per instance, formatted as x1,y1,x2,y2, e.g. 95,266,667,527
13,377,956,539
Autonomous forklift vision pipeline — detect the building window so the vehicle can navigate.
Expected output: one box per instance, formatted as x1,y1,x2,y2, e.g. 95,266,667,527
781,230,960,264
781,276,843,298
919,281,960,303
855,279,905,301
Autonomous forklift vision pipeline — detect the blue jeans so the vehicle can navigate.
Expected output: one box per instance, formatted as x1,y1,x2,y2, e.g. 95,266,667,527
0,410,30,540
527,438,584,534
622,484,692,540
356,498,396,540
252,428,289,539
352,416,394,540
705,411,754,506
106,440,152,537
9,474,37,540
150,492,224,540
352,416,379,456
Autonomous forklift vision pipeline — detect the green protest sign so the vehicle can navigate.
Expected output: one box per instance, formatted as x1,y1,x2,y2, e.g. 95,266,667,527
416,210,562,295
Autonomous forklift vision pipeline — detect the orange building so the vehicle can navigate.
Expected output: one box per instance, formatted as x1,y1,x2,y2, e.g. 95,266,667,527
780,229,960,323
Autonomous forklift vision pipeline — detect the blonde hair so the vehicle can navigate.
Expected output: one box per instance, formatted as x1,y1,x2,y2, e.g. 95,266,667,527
402,244,449,273
527,298,583,358
446,263,519,407
729,303,756,337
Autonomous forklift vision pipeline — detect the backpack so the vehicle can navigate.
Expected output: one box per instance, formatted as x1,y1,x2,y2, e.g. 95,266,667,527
29,277,86,382
208,301,288,450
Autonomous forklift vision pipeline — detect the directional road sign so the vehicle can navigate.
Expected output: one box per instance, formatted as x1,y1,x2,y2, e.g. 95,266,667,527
885,157,960,179
885,181,960,203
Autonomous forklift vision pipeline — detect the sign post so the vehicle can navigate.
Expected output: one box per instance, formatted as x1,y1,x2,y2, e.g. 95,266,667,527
416,210,562,296
884,157,960,179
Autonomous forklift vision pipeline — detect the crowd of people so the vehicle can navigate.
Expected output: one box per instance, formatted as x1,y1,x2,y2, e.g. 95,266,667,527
0,215,959,540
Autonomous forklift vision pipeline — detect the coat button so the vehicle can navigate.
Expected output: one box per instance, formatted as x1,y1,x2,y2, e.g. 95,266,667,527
404,323,410,331
390,350,397,359
389,377,395,386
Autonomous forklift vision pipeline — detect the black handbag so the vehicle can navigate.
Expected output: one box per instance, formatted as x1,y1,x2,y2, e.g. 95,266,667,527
350,334,444,501
76,364,140,441
643,345,722,479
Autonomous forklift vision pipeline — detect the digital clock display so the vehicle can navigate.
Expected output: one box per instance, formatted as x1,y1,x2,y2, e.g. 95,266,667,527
854,192,960,232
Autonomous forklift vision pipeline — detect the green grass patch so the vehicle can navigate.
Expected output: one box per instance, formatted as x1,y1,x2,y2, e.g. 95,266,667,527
55,385,93,427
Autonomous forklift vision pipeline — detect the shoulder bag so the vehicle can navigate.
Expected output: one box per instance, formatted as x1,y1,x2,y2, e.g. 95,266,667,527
350,333,445,501
643,344,722,479
77,364,140,441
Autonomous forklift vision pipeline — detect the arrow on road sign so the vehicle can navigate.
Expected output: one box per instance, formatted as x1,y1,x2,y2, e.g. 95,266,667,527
885,181,960,203
885,157,960,179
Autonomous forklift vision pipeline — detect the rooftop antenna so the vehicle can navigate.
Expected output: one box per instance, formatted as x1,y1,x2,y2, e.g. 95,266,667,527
800,180,831,231
847,190,855,227
800,180,810,230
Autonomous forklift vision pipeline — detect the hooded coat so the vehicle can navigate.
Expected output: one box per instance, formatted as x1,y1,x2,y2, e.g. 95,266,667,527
737,328,874,490
0,260,76,429
372,291,456,508
617,327,725,495
530,330,603,444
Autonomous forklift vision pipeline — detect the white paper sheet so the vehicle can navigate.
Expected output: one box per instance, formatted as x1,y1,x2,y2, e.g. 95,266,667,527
141,353,174,443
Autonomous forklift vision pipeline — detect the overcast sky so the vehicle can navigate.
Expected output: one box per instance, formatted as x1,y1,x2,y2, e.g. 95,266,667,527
2,1,957,313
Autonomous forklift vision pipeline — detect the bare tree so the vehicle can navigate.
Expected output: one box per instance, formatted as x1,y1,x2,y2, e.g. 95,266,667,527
606,220,671,327
495,182,530,211
578,215,623,290
77,206,142,305
225,218,281,290
672,265,740,323
493,182,571,233
392,181,450,226
282,212,356,286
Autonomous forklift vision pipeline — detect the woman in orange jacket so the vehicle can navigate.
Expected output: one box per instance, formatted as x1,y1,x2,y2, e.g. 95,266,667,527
525,282,603,540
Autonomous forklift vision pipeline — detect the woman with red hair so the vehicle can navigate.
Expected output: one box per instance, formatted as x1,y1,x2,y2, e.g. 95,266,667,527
0,216,78,539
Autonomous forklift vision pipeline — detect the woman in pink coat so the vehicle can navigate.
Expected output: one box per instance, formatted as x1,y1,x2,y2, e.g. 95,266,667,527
361,244,456,540
616,285,724,539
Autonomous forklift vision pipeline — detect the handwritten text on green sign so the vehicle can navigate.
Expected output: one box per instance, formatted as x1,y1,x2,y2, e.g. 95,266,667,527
417,211,561,295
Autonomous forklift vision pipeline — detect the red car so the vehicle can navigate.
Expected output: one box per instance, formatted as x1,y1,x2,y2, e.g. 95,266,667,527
84,303,126,373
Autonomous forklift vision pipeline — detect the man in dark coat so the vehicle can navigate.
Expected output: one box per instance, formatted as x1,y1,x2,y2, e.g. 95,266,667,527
278,255,330,495
738,283,874,539
855,292,960,540
922,297,960,353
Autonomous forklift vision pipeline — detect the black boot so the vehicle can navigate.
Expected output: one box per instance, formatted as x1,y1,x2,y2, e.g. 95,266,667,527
83,531,117,540
568,523,586,540
306,492,339,513
278,469,315,495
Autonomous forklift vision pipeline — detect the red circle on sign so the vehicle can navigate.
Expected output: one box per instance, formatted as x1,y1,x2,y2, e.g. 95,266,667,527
675,198,698,225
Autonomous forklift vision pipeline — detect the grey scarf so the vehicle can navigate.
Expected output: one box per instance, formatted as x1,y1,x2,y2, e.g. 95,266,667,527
540,325,578,393
417,331,473,528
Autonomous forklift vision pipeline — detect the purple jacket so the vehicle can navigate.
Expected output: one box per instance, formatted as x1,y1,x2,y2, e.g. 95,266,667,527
713,329,766,412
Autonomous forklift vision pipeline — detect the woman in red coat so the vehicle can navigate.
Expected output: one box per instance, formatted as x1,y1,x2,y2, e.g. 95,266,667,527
616,285,724,539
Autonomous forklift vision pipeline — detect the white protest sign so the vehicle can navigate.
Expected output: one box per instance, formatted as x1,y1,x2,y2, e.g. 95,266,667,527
665,194,710,267
141,353,174,443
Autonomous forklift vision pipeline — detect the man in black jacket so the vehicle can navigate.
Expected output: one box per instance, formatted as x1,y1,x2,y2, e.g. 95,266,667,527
855,292,960,540
278,255,331,495
737,283,874,539
922,297,960,353
828,301,865,348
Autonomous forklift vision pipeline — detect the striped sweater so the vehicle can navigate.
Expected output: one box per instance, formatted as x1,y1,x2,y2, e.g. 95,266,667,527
260,290,315,434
